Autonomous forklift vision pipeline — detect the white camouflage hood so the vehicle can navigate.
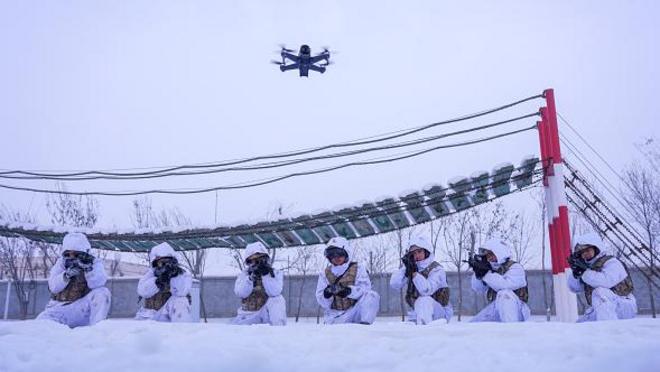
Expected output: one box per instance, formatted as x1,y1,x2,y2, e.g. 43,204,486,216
149,242,180,264
62,232,92,254
481,238,511,265
244,242,269,262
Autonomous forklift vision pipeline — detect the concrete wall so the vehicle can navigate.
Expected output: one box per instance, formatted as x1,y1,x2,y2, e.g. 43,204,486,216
2,269,658,320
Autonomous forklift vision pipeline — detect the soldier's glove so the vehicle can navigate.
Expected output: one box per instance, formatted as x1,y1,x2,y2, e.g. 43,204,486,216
254,262,272,277
164,261,183,278
401,254,416,278
323,284,337,299
467,254,491,279
568,253,589,278
155,275,168,291
64,266,82,280
336,286,352,298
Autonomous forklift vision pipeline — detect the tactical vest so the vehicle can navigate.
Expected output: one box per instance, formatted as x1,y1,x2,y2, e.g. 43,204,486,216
241,275,269,311
486,260,529,303
583,255,634,306
325,262,358,311
405,261,450,308
144,282,192,311
52,274,90,303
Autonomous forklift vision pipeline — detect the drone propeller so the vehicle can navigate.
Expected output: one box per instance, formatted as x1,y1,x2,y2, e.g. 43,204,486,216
319,46,339,55
277,44,295,53
270,60,285,65
320,60,334,67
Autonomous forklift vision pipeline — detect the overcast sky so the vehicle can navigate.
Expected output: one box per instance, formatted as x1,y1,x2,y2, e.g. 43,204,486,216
1,1,658,238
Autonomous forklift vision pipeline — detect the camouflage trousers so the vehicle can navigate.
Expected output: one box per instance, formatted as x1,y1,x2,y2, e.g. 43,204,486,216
135,295,193,323
232,295,286,326
37,287,111,328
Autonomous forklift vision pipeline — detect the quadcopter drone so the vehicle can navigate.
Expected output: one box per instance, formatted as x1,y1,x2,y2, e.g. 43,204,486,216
271,44,332,77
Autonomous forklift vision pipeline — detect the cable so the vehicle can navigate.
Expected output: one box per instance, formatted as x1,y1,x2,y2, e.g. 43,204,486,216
557,112,627,183
0,125,538,196
1,113,539,181
0,94,544,178
559,133,640,224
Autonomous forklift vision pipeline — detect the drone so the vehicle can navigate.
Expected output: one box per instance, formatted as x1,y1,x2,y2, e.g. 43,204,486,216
271,44,332,77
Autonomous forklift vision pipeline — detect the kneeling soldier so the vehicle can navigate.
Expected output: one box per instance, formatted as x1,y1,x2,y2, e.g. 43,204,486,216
468,238,530,322
390,235,453,324
315,237,380,325
37,232,111,328
568,232,636,322
232,242,286,326
136,242,193,322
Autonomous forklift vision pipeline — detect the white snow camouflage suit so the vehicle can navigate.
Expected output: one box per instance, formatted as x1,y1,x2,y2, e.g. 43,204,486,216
37,232,111,328
135,242,193,322
390,235,453,324
232,242,287,326
568,232,637,322
471,238,531,323
315,237,380,325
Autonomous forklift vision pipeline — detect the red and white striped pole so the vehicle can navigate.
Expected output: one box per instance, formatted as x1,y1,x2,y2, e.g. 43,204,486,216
539,88,578,322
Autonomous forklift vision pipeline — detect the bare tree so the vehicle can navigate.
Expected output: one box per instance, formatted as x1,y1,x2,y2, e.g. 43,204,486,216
505,211,538,267
0,208,40,319
288,246,320,322
46,188,101,265
441,211,471,321
621,162,659,317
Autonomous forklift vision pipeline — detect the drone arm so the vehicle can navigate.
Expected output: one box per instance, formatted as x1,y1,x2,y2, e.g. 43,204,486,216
282,52,299,62
308,64,326,74
279,63,300,72
310,53,330,64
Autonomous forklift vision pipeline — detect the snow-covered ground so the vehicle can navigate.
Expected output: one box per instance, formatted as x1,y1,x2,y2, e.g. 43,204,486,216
1,318,659,372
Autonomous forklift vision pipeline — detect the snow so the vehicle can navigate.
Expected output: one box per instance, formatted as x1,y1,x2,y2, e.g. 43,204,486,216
1,318,659,372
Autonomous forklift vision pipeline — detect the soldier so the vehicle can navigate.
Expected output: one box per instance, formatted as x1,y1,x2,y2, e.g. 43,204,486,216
37,232,111,328
467,238,530,322
232,242,286,326
315,237,380,325
390,235,453,324
567,232,636,322
135,242,193,322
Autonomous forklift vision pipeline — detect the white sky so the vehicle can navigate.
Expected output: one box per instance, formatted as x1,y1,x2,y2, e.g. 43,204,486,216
1,1,659,273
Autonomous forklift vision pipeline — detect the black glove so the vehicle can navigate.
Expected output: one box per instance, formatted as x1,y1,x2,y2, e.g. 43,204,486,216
254,261,273,277
467,254,491,279
568,253,589,278
155,275,168,290
402,254,416,278
64,266,82,280
336,286,352,298
323,284,338,299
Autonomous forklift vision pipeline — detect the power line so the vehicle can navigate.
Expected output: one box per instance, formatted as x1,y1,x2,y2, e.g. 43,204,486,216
1,113,539,181
0,94,544,178
557,112,627,183
0,125,538,196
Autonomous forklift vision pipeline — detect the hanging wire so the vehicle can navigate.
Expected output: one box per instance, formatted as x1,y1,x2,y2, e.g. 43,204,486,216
0,94,544,178
0,124,538,196
0,113,539,181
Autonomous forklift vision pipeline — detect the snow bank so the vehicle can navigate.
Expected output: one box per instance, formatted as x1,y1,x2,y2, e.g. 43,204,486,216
1,318,659,372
